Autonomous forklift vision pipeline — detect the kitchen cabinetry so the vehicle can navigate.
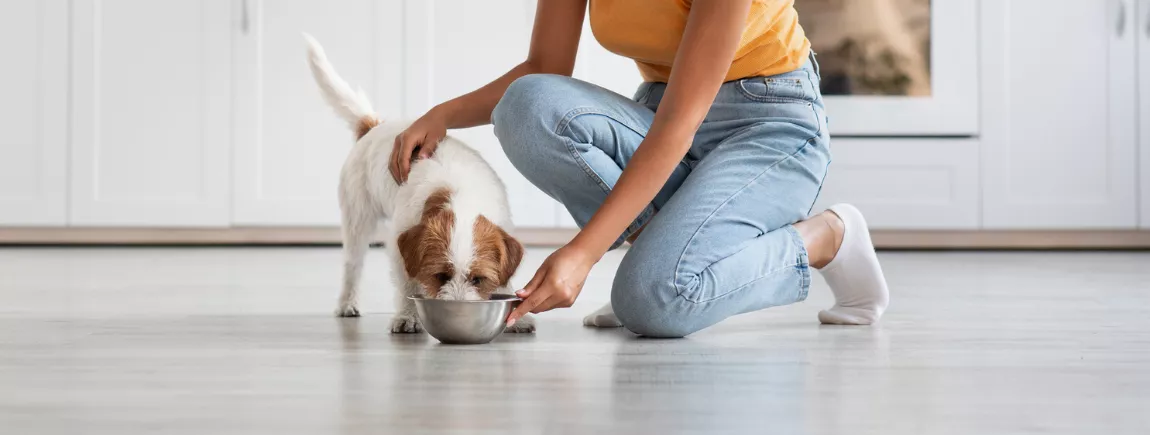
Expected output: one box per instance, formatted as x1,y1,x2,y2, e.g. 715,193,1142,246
1139,0,1150,228
70,0,232,226
1,0,1148,239
980,0,1139,228
232,0,402,225
0,0,68,225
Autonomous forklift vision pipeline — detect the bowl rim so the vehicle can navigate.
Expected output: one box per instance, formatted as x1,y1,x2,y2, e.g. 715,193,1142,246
407,294,521,303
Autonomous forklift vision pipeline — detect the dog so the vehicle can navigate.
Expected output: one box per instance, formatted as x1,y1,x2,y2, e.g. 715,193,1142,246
304,34,533,334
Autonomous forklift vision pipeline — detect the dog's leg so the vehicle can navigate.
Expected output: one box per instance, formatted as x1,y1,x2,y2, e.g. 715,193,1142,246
504,314,536,333
389,268,423,333
337,207,377,317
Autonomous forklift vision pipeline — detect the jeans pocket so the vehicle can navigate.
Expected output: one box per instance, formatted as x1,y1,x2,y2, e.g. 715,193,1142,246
737,76,815,106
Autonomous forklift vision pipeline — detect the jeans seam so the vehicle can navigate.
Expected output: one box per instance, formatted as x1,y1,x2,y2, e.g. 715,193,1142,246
807,158,832,216
677,259,804,305
553,108,632,195
784,225,812,301
801,69,824,140
561,135,612,194
555,107,650,140
675,225,811,305
672,136,820,301
554,107,653,248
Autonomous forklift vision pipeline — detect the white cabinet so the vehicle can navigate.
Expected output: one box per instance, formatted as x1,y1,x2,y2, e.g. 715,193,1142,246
232,0,402,225
233,0,559,228
0,0,68,226
981,0,1139,229
405,0,560,228
814,139,981,229
5,0,1150,235
70,0,232,226
1140,0,1150,228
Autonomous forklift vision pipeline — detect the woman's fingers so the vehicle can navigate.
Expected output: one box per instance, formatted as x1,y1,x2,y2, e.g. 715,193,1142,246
389,136,402,183
390,135,410,183
507,295,542,327
508,274,549,326
399,136,414,183
515,261,549,298
417,137,435,160
529,294,565,314
398,136,414,183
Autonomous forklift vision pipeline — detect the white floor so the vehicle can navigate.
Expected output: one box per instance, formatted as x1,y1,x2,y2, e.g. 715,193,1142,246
1,248,1149,434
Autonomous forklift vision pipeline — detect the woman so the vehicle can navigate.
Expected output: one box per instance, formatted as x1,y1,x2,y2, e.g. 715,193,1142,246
389,0,889,337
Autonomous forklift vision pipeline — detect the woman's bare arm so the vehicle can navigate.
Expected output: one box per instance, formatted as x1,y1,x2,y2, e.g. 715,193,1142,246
569,0,753,257
507,0,757,320
391,0,586,182
437,0,587,128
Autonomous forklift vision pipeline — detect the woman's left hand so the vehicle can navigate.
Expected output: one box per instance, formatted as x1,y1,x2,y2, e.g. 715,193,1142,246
506,243,598,327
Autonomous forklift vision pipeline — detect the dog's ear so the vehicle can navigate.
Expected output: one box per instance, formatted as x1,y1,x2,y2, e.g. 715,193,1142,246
472,216,524,287
497,227,524,285
396,224,424,279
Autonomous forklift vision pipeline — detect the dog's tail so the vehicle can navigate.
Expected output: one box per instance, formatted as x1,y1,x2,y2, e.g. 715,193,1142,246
303,33,379,139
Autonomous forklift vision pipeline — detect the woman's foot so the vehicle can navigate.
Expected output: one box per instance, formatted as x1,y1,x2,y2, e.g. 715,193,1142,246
583,302,623,328
798,204,889,325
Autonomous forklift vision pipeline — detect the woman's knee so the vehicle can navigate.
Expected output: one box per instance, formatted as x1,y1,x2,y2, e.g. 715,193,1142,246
492,74,574,167
610,248,698,338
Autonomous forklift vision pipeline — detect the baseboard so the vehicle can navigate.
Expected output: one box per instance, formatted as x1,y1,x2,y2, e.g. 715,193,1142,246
0,227,576,247
869,230,1150,249
1,227,1149,249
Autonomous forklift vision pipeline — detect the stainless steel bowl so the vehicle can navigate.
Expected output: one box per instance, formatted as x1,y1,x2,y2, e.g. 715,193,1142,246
409,294,521,345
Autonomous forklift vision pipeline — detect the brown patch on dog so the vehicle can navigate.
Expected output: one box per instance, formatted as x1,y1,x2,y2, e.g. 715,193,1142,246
470,215,525,296
396,188,455,297
354,115,380,140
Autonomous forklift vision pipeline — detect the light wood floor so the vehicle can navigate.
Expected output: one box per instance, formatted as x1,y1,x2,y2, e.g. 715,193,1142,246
1,248,1148,434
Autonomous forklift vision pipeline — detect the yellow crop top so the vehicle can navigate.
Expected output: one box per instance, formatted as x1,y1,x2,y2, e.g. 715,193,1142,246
588,0,810,83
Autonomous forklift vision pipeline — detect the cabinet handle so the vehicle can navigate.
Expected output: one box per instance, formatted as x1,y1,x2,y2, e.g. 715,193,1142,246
241,0,250,34
1117,0,1127,36
1145,1,1150,37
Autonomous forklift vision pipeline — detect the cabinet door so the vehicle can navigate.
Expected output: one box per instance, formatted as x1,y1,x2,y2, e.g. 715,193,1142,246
0,0,67,226
981,0,1138,228
814,139,980,229
406,0,558,228
70,0,232,226
1140,0,1150,228
232,0,402,225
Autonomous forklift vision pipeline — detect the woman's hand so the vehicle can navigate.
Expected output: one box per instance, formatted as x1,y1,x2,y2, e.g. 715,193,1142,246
506,243,598,327
389,108,448,183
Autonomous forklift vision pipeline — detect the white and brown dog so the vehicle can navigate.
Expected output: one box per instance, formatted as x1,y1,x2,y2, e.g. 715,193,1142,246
304,35,533,333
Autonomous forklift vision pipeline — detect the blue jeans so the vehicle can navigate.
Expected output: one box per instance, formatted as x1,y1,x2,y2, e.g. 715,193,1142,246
492,57,831,337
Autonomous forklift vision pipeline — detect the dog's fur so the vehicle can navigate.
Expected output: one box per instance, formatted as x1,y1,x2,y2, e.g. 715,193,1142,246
304,34,533,333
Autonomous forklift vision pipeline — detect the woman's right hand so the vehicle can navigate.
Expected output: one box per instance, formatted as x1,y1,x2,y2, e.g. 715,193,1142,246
390,108,448,184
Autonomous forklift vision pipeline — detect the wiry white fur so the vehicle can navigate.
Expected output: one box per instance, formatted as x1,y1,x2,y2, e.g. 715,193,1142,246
303,33,377,131
304,35,534,333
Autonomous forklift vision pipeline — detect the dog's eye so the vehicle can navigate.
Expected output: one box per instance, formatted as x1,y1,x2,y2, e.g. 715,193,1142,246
434,273,451,284
469,276,483,286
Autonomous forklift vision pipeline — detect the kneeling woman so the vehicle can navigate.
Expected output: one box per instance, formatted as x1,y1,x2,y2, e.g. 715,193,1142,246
388,0,890,337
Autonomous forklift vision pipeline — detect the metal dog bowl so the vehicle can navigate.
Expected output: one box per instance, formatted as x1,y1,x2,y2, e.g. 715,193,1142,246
409,294,521,344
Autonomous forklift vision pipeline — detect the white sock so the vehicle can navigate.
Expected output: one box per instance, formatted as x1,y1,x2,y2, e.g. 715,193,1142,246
583,303,623,328
816,204,889,325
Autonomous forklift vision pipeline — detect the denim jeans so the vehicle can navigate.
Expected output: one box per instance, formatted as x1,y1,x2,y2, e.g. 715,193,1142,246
492,56,831,337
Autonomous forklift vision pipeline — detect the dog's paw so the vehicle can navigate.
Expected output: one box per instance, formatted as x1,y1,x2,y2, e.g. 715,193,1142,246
582,303,623,328
335,303,360,317
504,315,536,334
389,315,423,333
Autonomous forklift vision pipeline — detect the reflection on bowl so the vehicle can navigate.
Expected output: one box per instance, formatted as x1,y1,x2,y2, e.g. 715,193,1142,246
409,294,521,345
